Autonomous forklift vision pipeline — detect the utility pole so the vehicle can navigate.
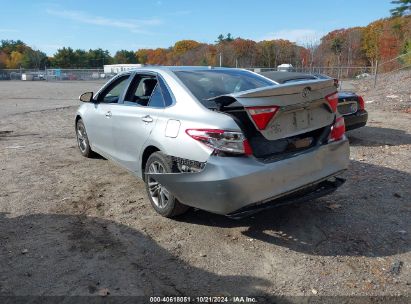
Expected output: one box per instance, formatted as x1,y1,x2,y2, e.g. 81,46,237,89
373,60,379,88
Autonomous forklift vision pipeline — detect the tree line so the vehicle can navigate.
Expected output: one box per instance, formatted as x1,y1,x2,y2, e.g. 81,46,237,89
1,3,410,70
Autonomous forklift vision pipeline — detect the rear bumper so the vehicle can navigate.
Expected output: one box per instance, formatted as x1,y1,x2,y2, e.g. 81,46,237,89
344,110,368,131
227,177,346,219
150,139,350,215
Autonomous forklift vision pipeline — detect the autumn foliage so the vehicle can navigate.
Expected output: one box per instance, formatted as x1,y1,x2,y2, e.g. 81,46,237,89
0,40,48,69
130,16,411,69
1,16,410,70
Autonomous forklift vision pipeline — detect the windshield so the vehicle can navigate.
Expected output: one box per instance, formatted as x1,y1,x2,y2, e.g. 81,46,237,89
173,69,275,103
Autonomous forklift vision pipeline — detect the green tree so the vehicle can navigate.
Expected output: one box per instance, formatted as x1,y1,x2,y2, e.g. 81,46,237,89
113,50,138,64
226,33,234,42
216,34,225,43
331,37,344,57
72,49,87,67
199,57,208,66
391,0,411,16
51,47,77,68
21,49,48,69
0,40,27,54
215,33,235,43
135,49,149,64
86,48,112,67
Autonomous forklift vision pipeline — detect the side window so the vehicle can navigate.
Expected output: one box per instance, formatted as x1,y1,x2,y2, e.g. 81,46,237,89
158,76,174,107
99,75,129,103
148,85,165,108
124,74,166,108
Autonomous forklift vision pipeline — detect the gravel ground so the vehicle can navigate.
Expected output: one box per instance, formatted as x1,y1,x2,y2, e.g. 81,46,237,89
0,79,410,300
349,69,411,113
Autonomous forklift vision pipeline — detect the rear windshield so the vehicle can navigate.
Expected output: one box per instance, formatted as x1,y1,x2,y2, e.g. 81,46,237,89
173,69,274,103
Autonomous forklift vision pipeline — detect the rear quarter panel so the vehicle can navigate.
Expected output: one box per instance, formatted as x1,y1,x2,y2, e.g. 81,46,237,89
136,70,242,177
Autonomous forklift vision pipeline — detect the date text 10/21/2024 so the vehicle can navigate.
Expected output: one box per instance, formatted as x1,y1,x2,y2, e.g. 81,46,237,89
149,296,258,303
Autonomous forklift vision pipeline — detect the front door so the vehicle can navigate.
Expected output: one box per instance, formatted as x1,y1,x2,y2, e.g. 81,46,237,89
85,74,131,157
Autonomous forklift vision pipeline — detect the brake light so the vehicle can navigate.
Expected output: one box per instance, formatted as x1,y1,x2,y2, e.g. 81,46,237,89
246,106,279,130
329,116,345,142
325,92,338,112
186,129,253,156
358,95,365,110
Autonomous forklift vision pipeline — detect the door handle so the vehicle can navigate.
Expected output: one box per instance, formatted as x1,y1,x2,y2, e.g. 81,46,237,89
105,111,112,118
142,115,153,123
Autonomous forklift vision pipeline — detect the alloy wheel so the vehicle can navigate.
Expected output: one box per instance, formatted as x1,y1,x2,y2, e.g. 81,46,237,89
147,161,171,209
76,123,88,153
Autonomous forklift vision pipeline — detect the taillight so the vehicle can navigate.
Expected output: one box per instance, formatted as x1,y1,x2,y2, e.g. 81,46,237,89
329,116,345,142
246,106,279,130
358,95,365,110
325,92,338,112
186,129,253,156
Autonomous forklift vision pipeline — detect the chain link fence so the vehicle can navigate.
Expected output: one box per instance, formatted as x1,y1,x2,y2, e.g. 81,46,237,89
373,52,411,87
249,51,411,87
0,68,110,81
249,66,375,80
2,53,409,87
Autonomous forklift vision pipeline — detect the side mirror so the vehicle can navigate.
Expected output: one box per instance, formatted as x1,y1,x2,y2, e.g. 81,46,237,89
79,92,94,102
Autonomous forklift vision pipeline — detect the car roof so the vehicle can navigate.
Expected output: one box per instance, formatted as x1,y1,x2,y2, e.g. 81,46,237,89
126,66,244,73
115,66,263,80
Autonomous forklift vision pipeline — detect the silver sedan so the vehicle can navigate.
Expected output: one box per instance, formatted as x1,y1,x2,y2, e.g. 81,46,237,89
75,67,349,218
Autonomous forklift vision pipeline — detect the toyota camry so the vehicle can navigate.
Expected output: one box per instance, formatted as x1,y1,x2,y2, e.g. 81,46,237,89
75,67,349,218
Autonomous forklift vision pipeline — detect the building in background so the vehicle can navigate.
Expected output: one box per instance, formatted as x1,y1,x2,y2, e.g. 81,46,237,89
103,64,144,74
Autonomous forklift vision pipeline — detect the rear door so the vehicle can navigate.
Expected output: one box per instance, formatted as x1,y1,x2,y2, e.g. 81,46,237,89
110,72,168,173
84,74,131,156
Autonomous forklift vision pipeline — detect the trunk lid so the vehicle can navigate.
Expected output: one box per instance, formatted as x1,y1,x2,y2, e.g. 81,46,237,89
212,79,336,141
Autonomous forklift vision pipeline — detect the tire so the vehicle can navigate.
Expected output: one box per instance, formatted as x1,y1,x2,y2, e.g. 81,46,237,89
145,152,189,218
76,119,93,158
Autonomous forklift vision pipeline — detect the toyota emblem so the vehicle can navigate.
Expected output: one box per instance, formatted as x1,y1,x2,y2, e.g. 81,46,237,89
302,87,311,98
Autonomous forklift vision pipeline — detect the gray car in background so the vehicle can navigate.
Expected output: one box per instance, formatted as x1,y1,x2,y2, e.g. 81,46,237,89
75,67,349,218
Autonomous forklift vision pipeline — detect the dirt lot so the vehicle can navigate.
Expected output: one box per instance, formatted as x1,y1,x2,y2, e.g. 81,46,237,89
0,78,410,299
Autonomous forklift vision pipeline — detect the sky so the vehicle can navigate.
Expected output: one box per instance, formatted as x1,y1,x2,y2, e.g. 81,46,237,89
0,0,394,56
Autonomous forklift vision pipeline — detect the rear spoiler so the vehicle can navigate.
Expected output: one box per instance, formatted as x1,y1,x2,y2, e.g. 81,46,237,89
208,79,335,108
230,79,334,98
